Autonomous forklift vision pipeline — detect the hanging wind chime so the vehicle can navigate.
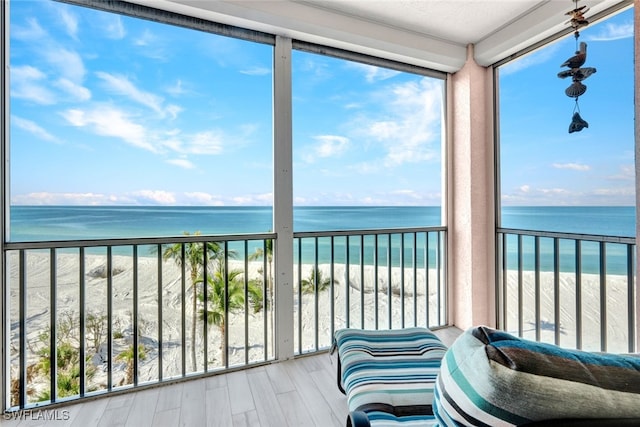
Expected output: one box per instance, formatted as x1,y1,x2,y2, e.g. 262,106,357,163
558,0,596,133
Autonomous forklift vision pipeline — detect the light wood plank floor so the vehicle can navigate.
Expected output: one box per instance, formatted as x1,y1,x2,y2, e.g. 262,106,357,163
1,327,461,427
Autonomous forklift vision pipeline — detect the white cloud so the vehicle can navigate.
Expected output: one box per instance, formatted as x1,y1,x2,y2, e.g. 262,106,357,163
102,15,125,39
350,63,400,83
61,106,158,152
588,22,633,41
11,18,47,41
164,131,225,155
11,65,56,105
96,72,180,118
12,192,112,206
606,164,635,181
355,77,442,168
304,135,349,162
43,47,86,83
130,190,176,205
552,162,590,171
184,192,224,205
167,158,195,169
12,115,59,143
55,78,91,101
240,66,271,76
57,6,79,39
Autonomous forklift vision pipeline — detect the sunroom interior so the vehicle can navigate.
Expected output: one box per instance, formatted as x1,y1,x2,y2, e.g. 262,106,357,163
0,0,638,423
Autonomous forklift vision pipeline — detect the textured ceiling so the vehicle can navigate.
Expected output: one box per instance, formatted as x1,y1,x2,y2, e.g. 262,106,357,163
140,0,632,72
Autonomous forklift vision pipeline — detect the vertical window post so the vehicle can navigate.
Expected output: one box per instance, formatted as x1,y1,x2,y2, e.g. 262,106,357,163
273,35,294,360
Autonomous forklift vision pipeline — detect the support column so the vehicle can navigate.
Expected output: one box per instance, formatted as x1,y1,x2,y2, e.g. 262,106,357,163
447,44,496,330
273,36,294,360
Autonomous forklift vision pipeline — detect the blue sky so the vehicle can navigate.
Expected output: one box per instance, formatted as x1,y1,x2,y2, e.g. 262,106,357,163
499,7,635,206
8,1,634,207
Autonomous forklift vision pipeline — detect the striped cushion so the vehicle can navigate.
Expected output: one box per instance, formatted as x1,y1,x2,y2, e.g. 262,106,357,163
434,326,640,426
334,327,447,415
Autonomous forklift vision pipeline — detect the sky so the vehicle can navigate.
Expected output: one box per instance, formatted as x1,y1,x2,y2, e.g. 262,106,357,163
499,7,635,206
7,1,635,207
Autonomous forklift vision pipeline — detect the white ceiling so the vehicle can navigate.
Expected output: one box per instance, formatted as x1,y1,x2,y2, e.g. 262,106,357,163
135,0,633,72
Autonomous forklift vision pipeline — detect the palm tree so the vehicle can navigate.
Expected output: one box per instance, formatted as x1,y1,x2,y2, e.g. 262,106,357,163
116,344,147,386
249,236,273,304
197,259,255,366
162,231,225,371
301,268,337,294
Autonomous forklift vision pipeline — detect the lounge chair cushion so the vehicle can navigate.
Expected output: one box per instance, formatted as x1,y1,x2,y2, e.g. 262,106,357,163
334,327,447,414
434,326,640,426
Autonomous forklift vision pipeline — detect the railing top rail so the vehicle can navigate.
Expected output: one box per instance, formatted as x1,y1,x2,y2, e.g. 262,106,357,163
294,226,447,238
3,232,278,251
497,228,636,245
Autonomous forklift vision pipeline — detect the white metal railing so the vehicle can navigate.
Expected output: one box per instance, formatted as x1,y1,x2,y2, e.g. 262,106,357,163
3,227,448,411
3,234,275,411
497,228,636,353
293,227,448,354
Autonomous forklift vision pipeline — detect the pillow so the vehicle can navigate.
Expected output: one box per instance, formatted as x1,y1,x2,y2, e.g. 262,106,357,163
434,326,640,426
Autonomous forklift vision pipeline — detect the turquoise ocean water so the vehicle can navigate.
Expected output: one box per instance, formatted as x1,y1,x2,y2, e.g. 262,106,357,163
8,205,636,274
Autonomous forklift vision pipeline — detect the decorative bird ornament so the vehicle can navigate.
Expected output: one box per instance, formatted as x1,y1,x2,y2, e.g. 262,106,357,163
569,112,588,133
561,41,587,69
557,67,596,81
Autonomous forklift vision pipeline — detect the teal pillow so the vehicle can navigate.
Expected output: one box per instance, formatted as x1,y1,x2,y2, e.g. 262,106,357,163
434,326,640,426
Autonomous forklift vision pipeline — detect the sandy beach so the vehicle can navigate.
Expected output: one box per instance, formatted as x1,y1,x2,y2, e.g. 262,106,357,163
5,250,633,404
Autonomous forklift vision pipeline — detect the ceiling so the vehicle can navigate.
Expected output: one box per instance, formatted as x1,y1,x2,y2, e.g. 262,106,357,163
134,0,633,72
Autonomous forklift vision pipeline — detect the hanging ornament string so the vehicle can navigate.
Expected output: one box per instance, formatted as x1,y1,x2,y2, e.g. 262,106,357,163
558,0,595,133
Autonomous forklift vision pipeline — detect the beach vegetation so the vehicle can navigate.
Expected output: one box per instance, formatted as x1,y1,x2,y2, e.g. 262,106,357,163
116,344,147,386
86,312,107,354
197,258,260,366
31,315,96,402
300,268,337,294
161,231,232,371
249,237,274,310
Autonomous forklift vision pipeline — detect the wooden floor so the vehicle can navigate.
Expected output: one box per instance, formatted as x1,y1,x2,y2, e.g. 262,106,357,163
2,327,461,427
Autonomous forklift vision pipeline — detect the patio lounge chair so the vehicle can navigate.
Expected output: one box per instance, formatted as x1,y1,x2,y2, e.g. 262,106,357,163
333,326,640,426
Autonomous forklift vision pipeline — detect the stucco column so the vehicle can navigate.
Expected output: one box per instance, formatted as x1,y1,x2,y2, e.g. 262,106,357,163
447,44,496,330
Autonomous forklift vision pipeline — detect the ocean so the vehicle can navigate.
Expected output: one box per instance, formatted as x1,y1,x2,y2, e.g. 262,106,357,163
7,205,636,274
7,205,635,241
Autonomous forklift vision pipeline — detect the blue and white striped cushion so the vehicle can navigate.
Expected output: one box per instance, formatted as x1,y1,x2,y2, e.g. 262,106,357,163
434,326,640,426
334,327,447,414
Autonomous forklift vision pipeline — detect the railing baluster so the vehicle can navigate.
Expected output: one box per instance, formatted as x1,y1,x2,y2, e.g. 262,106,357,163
413,233,417,327
517,234,523,337
157,244,163,381
203,243,208,372
400,233,405,328
244,240,249,365
554,238,560,346
576,240,582,350
627,244,635,353
360,235,364,329
387,234,392,329
50,248,57,402
19,250,26,408
599,241,607,352
133,245,139,386
79,247,86,396
374,235,379,330
330,236,335,337
425,232,430,328
534,236,541,342
107,247,113,391
345,236,350,328
181,243,186,376
314,237,319,351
